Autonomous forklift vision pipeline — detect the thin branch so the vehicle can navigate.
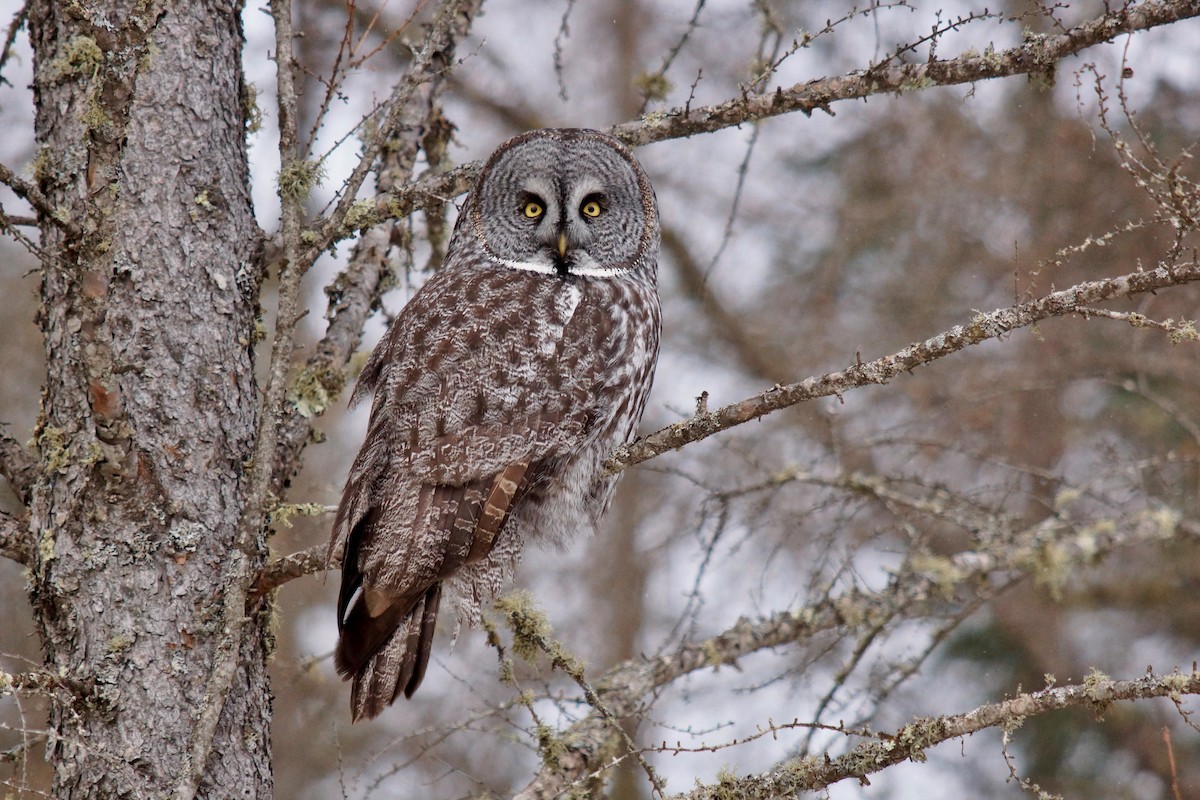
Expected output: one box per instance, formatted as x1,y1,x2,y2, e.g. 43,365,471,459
300,0,483,265
0,424,37,505
250,542,330,598
0,1,28,88
0,510,29,564
605,254,1200,474
676,670,1200,799
351,0,1200,254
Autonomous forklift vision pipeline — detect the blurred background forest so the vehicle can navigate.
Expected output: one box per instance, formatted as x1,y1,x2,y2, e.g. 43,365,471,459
3,0,1200,797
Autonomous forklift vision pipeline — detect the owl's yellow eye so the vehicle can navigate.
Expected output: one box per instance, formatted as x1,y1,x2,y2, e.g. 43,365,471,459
580,199,602,218
523,201,544,218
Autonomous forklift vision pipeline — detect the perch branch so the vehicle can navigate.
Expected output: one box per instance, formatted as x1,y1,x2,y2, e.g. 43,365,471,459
254,255,1200,591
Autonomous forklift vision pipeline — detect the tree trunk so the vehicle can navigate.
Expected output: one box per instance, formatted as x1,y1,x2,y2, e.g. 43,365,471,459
27,0,270,796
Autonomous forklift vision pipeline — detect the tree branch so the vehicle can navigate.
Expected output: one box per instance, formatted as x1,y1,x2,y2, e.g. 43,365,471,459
676,670,1200,799
0,160,80,239
364,0,1200,228
610,0,1200,148
605,254,1200,474
0,423,37,505
513,504,1194,798
0,509,29,564
250,542,330,598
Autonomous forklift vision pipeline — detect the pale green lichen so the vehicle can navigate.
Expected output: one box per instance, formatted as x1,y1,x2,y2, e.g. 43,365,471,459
38,528,56,565
1168,318,1198,344
635,72,672,102
278,159,326,202
288,363,346,418
106,632,135,654
1082,667,1113,716
242,81,263,134
909,552,965,598
49,35,104,82
269,502,328,528
37,426,70,474
342,199,381,233
494,591,584,678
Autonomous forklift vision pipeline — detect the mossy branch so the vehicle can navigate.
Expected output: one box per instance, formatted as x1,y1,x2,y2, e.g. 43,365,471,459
514,505,1197,797
676,670,1200,799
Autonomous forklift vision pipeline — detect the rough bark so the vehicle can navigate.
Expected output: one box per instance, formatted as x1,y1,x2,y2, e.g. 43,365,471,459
26,0,270,796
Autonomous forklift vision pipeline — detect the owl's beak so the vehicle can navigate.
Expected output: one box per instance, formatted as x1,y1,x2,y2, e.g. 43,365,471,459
557,231,568,258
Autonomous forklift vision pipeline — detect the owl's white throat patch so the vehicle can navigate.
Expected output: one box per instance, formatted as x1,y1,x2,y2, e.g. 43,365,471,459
492,256,557,276
491,254,631,279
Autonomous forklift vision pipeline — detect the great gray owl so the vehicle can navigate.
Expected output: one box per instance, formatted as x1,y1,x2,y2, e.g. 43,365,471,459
328,128,661,721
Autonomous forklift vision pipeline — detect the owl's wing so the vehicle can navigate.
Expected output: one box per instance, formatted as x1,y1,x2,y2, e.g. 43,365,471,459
329,270,607,717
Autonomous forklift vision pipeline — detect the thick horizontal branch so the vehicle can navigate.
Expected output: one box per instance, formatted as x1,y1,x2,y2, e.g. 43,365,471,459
604,256,1200,473
0,424,37,504
678,670,1200,799
514,504,1193,798
0,510,29,564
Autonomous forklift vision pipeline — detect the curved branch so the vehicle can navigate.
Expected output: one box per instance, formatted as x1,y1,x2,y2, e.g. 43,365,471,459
605,254,1200,474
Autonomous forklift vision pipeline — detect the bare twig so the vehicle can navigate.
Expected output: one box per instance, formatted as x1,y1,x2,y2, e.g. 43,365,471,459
0,1,29,88
0,161,78,239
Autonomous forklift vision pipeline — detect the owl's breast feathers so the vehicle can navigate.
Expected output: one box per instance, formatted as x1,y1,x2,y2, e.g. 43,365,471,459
328,264,658,718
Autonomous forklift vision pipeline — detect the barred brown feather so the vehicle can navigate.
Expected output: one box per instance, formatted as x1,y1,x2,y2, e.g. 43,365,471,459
329,129,661,721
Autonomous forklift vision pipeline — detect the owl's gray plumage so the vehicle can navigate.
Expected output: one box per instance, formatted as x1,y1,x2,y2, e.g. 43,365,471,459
329,128,661,721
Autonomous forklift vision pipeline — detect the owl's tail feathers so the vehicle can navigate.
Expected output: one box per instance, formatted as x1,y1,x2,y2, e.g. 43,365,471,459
337,583,443,722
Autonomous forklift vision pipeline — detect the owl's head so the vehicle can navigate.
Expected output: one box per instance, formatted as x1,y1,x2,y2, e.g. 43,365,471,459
462,128,660,280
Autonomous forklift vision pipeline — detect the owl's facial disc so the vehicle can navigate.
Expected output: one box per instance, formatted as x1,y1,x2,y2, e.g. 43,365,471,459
468,131,656,279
